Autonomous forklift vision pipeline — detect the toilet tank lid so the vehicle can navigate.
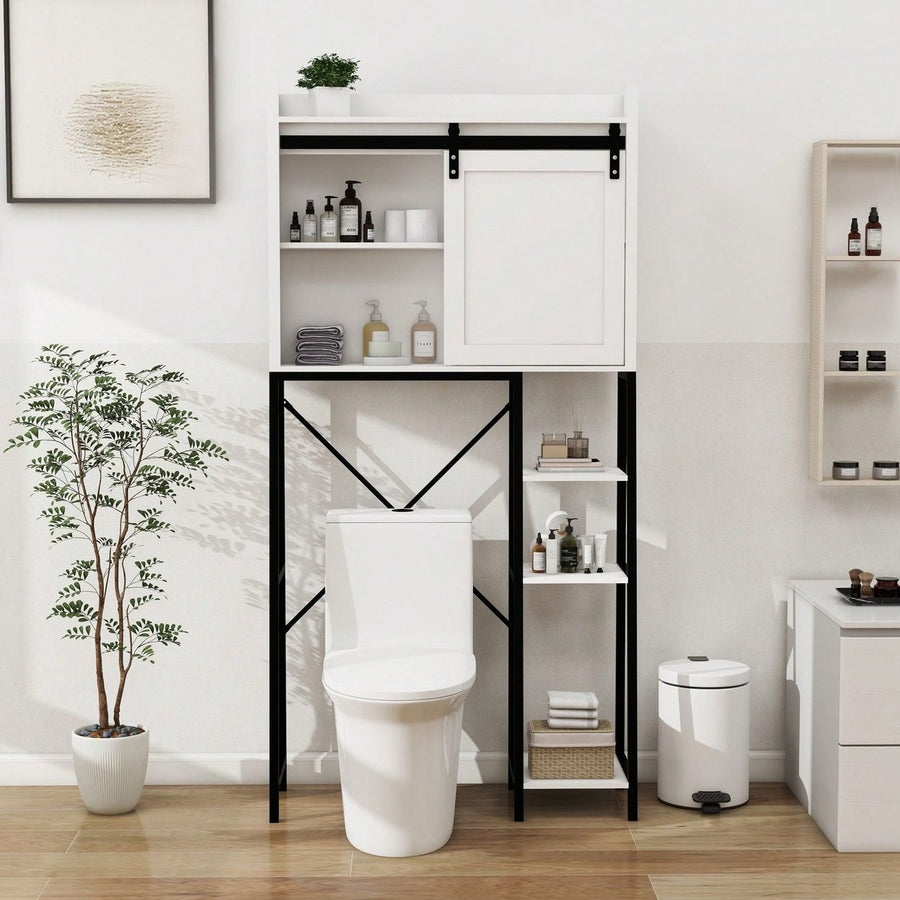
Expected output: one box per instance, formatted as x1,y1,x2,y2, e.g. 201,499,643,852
326,507,472,524
658,658,750,689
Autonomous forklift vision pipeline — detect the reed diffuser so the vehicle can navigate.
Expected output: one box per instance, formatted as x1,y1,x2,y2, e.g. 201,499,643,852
567,408,589,459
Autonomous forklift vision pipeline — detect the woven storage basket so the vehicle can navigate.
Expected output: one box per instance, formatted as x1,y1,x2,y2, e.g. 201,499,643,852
528,719,614,779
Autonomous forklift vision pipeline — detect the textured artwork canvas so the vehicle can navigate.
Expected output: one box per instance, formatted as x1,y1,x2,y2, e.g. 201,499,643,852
4,0,213,201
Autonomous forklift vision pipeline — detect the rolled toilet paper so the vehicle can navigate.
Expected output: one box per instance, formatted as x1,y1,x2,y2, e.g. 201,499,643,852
405,209,438,243
384,210,406,243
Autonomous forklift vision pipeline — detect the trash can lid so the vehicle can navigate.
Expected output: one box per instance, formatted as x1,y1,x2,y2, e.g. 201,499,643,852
658,657,749,689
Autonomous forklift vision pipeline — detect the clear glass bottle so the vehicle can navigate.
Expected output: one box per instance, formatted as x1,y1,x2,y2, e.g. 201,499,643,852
567,430,589,459
301,200,317,242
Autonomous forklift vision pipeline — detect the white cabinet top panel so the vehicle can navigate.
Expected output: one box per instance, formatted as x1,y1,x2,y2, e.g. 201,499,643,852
279,91,635,124
791,580,900,629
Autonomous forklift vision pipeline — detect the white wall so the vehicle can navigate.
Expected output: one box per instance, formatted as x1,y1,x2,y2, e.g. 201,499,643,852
3,0,900,783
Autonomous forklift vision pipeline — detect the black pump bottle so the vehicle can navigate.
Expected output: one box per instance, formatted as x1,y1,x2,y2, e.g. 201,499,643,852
339,180,362,242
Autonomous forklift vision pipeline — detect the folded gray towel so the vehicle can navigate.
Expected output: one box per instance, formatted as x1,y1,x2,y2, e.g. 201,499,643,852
296,325,344,340
295,347,343,365
295,338,344,353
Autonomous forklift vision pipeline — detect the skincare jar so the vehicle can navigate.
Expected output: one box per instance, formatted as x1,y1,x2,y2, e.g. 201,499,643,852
867,350,887,371
839,350,859,371
832,460,860,480
874,576,900,599
872,460,900,480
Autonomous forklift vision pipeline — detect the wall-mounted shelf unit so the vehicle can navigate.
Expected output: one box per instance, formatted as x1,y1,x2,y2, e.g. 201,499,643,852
268,92,638,826
809,139,900,484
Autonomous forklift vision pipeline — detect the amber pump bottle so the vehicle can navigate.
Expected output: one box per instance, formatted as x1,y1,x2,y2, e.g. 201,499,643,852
848,218,861,256
340,180,362,242
865,207,882,256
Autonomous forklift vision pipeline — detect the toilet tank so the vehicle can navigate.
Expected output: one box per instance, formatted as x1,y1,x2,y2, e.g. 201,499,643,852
325,508,473,654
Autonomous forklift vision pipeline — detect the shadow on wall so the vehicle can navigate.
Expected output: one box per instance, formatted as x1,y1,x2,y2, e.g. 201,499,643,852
178,386,335,753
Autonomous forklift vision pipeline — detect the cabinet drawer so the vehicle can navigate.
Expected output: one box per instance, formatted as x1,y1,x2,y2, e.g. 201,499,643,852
840,636,900,745
837,746,900,851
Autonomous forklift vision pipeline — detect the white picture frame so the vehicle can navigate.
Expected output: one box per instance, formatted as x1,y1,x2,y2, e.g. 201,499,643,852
3,0,214,202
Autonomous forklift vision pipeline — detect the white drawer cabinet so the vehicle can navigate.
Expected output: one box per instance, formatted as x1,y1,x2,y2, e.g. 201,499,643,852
786,580,900,851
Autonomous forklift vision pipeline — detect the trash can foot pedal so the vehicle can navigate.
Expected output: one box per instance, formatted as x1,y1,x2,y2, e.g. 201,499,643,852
692,790,731,814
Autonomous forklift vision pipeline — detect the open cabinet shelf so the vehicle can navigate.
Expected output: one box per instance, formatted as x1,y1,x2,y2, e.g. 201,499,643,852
808,139,900,484
523,753,629,790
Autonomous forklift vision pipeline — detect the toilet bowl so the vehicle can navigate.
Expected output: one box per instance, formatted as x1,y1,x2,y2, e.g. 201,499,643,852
324,647,475,857
323,508,475,858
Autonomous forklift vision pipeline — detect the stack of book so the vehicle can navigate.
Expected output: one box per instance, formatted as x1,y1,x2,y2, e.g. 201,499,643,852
535,457,604,473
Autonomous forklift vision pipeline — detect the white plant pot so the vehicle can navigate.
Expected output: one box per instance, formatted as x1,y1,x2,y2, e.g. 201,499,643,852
71,727,149,815
309,87,352,117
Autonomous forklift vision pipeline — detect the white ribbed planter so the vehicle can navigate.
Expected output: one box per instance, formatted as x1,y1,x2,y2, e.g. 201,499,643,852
71,727,149,815
309,87,351,116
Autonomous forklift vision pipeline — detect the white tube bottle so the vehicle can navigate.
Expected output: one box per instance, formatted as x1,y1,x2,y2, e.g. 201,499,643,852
545,529,559,575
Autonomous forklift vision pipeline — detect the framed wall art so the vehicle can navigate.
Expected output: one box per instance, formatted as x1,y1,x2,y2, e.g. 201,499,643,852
3,0,214,202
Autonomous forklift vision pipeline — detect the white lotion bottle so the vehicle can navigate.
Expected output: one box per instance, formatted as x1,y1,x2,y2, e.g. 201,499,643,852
545,530,559,575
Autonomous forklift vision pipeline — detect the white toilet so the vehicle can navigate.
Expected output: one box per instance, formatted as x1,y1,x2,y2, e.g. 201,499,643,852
323,507,476,857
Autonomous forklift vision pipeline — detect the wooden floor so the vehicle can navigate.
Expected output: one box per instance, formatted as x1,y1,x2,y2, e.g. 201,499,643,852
2,782,900,898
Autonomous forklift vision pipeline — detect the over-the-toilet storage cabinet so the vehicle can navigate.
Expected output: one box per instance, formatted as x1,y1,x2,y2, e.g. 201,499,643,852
268,91,637,823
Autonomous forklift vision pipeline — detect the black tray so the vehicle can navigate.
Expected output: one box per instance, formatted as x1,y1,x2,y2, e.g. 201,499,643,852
837,586,900,605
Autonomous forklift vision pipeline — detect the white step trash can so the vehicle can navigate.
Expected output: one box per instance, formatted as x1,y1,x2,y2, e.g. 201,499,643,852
657,656,750,813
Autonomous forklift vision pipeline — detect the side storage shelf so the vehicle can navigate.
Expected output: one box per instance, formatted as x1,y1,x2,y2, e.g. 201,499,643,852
514,372,637,820
809,140,900,484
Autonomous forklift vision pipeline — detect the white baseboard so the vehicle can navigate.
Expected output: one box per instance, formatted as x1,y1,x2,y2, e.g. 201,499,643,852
0,749,784,786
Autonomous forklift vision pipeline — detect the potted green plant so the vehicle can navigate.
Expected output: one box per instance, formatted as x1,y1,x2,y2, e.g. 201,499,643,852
296,52,360,116
7,345,227,814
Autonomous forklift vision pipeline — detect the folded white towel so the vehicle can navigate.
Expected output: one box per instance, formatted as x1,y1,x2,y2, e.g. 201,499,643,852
547,716,600,729
547,690,599,711
547,707,600,719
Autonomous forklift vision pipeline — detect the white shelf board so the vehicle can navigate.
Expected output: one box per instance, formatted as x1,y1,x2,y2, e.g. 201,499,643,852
523,563,626,585
280,242,443,250
523,467,627,482
825,255,900,262
824,370,900,378
523,753,628,790
270,364,637,374
814,478,900,486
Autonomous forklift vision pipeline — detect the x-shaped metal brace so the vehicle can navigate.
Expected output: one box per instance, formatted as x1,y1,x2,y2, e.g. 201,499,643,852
282,398,511,631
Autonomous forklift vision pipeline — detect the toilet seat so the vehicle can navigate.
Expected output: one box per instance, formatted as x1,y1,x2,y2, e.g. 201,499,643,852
323,647,476,701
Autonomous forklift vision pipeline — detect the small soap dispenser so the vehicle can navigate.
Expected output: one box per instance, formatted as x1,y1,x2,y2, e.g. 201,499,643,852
362,300,389,358
320,195,338,242
410,300,437,364
302,200,317,242
340,180,362,242
545,529,559,575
